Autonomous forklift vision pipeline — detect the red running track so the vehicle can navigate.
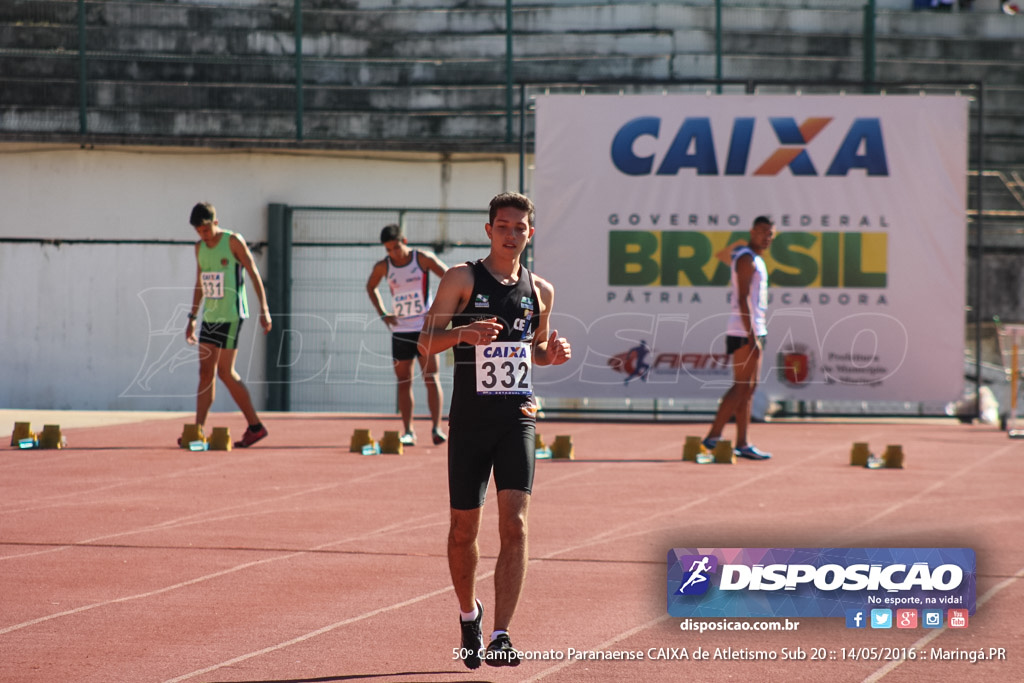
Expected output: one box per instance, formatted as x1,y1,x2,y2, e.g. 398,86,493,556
1,412,1022,682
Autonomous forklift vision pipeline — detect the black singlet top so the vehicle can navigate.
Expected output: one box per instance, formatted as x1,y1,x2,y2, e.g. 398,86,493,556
449,260,540,427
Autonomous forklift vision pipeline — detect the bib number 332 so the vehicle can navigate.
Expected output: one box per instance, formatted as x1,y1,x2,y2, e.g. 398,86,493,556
475,342,532,395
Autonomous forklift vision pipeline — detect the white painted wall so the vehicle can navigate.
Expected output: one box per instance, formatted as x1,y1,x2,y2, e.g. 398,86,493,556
0,143,521,411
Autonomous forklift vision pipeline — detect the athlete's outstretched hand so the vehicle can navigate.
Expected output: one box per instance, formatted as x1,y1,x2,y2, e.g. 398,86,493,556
460,317,502,345
545,329,571,365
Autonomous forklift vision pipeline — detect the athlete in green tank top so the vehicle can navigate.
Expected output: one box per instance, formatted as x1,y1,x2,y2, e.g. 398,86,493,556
184,202,272,448
197,228,249,323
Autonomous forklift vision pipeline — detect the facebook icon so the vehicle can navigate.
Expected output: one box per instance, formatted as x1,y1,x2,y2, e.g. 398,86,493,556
845,609,867,629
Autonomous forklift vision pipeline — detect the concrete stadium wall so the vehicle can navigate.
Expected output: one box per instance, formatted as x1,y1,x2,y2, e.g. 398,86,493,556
0,143,519,410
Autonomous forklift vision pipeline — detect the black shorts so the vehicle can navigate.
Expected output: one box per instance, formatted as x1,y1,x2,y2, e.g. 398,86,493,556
726,335,766,355
391,331,422,362
447,416,536,510
199,320,243,350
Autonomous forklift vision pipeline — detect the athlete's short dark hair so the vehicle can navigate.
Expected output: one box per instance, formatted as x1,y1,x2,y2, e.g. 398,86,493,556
189,202,216,227
380,223,403,243
752,215,774,228
489,192,535,228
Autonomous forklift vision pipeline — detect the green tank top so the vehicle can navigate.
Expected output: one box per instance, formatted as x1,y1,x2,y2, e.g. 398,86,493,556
198,230,249,322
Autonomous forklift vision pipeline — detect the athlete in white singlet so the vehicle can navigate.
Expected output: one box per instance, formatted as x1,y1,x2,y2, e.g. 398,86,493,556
366,224,448,445
703,215,777,461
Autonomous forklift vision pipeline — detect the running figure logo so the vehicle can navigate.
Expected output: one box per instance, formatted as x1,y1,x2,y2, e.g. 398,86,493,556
676,554,718,595
619,340,651,385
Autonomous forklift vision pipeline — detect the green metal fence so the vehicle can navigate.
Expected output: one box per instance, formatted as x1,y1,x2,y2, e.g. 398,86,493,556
8,0,1005,146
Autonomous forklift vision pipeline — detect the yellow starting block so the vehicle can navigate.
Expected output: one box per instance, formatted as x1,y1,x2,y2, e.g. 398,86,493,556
180,423,205,450
551,435,574,460
38,424,66,449
10,421,35,447
208,427,232,451
380,430,404,455
882,444,905,469
535,433,552,459
682,436,704,462
850,442,872,467
349,428,375,453
712,439,735,464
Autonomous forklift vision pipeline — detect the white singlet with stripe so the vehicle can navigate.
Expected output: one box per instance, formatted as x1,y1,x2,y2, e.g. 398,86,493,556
386,250,431,333
726,245,768,338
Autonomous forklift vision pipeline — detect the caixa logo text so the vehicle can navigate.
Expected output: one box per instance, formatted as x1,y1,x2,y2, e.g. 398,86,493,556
610,116,888,177
719,562,964,592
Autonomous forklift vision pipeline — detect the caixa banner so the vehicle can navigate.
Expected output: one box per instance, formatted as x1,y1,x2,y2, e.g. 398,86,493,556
533,94,969,403
667,548,975,619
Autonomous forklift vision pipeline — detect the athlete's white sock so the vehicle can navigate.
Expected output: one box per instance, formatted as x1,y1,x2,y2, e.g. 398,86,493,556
490,629,508,642
460,604,479,622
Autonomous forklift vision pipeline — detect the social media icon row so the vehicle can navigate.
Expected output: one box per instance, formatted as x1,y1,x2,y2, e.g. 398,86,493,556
845,609,969,629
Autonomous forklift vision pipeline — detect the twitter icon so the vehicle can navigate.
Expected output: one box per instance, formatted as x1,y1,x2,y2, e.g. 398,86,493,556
870,609,892,629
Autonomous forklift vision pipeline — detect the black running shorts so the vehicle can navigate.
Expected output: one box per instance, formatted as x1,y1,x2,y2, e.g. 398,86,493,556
199,320,243,350
726,334,767,355
447,416,536,510
391,331,423,362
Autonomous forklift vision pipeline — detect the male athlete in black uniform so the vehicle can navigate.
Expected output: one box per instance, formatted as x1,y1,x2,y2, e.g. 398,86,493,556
418,192,571,669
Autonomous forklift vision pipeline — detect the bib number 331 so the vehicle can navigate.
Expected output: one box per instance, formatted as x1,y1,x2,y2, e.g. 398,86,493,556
201,272,224,299
475,342,532,395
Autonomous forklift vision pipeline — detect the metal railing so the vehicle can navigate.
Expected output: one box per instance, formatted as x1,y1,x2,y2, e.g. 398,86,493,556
5,0,1016,146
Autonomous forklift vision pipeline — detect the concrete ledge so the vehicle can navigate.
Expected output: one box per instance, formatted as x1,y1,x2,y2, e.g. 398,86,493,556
1,0,1021,161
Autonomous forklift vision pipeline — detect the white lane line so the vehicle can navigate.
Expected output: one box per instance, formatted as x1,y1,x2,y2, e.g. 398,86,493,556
862,565,1024,682
0,513,449,638
1,462,430,562
161,441,851,681
520,615,673,683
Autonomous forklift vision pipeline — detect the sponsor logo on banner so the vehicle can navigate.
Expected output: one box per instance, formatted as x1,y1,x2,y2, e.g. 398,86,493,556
667,548,976,620
607,230,888,289
609,116,890,177
778,343,815,387
609,343,728,384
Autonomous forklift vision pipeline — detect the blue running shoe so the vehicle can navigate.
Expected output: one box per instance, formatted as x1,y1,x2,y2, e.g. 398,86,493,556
735,444,771,460
701,437,719,451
